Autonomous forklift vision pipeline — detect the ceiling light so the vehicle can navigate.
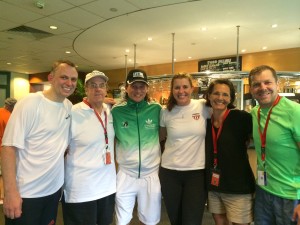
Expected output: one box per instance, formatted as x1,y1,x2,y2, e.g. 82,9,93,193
50,25,57,30
148,37,152,41
201,27,207,31
174,58,177,61
7,62,11,65
128,59,132,62
262,46,268,50
241,49,246,53
271,24,278,28
65,51,71,54
188,56,192,59
125,49,130,53
110,8,118,12
35,1,45,9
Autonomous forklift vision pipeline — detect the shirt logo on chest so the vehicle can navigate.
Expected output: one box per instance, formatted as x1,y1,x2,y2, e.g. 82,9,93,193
192,113,200,120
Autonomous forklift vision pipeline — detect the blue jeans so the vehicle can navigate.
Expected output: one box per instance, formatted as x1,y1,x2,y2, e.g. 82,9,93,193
254,185,299,225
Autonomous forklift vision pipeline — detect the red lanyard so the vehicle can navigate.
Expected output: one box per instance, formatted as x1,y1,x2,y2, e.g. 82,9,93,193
257,95,281,162
83,99,108,146
211,109,230,168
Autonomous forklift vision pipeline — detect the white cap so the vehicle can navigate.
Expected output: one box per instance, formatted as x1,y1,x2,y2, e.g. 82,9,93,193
85,70,108,84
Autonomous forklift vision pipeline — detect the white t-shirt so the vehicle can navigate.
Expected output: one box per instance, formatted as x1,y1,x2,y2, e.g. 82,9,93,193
160,99,210,170
2,92,72,197
64,102,116,203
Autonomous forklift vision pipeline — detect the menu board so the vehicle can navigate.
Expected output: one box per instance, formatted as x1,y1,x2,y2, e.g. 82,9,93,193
198,56,242,72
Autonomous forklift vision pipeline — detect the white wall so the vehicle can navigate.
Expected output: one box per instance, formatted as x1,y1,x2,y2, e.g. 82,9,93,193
10,72,30,100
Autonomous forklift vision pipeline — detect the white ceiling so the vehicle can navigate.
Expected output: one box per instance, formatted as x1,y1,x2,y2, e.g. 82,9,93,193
0,0,299,75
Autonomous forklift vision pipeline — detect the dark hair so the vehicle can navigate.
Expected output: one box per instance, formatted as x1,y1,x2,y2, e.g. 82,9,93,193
205,79,236,109
166,73,193,111
248,65,277,86
124,82,150,102
51,60,77,74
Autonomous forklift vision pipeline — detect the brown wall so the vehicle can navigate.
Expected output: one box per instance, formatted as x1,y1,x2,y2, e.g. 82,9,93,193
242,47,300,71
103,47,300,89
29,47,300,90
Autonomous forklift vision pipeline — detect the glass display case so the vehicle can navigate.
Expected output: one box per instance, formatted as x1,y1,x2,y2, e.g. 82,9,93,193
147,71,300,110
147,72,246,110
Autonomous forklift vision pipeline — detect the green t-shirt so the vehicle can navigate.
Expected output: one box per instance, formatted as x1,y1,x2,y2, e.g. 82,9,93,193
251,96,300,199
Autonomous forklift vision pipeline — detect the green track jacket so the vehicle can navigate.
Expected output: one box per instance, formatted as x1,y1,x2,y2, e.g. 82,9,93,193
112,98,161,178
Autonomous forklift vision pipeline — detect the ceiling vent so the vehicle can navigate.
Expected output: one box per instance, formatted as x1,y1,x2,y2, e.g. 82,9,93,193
6,25,53,40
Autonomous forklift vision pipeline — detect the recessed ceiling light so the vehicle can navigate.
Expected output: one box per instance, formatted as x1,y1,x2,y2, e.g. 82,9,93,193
65,51,71,54
128,59,132,62
188,56,192,59
201,27,207,31
262,46,268,50
241,49,246,53
174,58,177,61
7,62,11,65
148,37,152,41
271,24,278,28
125,49,130,53
50,25,58,30
110,8,118,12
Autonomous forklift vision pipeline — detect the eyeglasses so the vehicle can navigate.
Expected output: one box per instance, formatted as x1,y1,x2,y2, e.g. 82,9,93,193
88,83,107,89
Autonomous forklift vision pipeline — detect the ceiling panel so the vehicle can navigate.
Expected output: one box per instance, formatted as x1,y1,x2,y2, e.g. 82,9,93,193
0,0,299,74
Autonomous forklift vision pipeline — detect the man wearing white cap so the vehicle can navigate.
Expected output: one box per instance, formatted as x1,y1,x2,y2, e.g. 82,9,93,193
63,70,116,225
112,69,162,225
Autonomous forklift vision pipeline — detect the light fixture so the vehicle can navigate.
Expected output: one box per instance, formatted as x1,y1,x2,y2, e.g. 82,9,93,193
147,37,152,41
262,46,268,50
188,56,192,59
201,27,207,31
125,49,130,53
50,25,58,30
7,62,11,65
65,51,71,54
110,8,118,12
241,49,246,53
271,24,278,28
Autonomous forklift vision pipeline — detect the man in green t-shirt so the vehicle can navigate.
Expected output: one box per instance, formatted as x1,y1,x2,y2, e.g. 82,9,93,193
249,65,300,225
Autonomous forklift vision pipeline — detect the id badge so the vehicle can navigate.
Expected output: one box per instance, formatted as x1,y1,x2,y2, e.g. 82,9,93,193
257,170,267,186
105,151,111,165
210,168,221,187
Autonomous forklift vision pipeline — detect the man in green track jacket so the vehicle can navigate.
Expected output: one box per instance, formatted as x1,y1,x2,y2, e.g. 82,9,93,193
112,69,162,225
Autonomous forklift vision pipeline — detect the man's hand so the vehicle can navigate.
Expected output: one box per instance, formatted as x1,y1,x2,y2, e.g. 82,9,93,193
3,190,23,219
292,204,300,225
104,97,116,106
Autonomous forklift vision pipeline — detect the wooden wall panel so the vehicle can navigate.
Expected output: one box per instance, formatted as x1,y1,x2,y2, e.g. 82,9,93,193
29,48,300,90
